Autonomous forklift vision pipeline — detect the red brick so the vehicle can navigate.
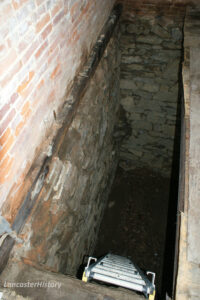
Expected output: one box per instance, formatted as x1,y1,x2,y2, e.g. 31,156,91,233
21,102,30,117
10,113,22,132
0,94,18,122
15,120,25,136
73,2,91,29
0,3,13,22
0,109,16,136
18,40,28,53
48,46,59,65
22,39,40,64
47,90,55,104
0,0,120,201
24,108,32,123
37,3,46,16
17,71,35,95
42,24,52,40
70,2,78,18
36,13,50,33
51,63,60,79
52,1,63,17
64,5,68,16
53,10,64,26
0,49,17,77
35,41,48,59
0,156,14,184
0,60,22,88
59,37,66,49
0,104,10,120
48,36,59,54
0,133,14,160
0,128,11,148
37,79,44,90
10,122,29,157
68,29,79,46
36,0,46,6
12,0,28,10
31,97,41,111
81,2,91,17
19,80,36,99
0,154,11,169
71,32,80,46
10,93,19,105
0,44,6,54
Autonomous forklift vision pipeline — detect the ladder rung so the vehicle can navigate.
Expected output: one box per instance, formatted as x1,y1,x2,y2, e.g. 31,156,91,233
93,264,141,278
92,273,145,293
98,261,139,275
83,253,156,299
103,258,136,268
92,267,146,285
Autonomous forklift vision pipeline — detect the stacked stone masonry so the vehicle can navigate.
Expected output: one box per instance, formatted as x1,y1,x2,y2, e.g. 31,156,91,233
117,0,197,20
119,15,183,176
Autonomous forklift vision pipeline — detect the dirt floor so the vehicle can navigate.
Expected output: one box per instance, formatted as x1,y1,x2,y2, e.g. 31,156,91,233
93,167,171,299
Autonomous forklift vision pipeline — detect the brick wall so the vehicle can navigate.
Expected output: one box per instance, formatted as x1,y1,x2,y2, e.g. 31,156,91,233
0,0,115,212
4,15,121,275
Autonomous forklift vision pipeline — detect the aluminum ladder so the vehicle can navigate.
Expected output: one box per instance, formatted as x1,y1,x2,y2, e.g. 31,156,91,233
82,253,156,299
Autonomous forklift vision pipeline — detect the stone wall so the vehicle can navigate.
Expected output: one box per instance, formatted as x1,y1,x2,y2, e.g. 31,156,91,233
119,15,183,176
117,0,195,20
2,15,121,275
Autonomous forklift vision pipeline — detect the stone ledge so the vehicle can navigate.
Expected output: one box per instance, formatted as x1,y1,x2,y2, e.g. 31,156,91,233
0,261,144,300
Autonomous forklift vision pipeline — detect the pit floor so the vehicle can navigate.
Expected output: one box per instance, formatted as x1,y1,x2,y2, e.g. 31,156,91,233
93,167,171,299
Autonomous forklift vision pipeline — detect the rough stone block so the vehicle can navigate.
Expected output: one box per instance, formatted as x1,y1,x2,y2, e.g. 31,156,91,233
142,83,160,93
120,79,137,90
151,24,171,39
122,55,142,64
137,34,162,45
119,14,182,176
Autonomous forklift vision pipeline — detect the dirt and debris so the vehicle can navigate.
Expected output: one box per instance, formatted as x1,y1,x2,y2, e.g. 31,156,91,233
94,167,170,299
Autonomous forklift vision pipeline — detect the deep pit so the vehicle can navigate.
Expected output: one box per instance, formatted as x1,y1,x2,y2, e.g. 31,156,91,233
0,2,189,300
92,12,183,300
93,167,170,299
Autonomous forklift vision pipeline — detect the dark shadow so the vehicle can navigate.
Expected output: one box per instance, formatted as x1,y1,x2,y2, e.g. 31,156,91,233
76,255,89,279
161,39,184,299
